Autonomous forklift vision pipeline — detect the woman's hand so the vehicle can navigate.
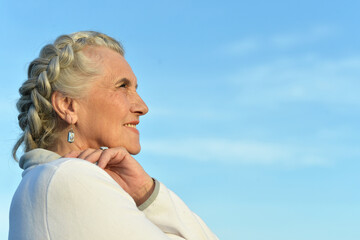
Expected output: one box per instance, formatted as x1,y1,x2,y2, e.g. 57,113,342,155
63,147,155,206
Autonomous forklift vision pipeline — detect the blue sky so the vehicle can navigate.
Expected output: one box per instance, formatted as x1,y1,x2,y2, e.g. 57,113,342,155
1,0,359,239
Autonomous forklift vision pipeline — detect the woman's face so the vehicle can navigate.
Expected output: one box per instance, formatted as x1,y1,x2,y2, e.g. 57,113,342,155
75,47,148,154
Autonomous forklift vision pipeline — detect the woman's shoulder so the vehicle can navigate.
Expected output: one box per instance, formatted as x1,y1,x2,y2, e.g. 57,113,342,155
21,156,111,186
18,148,117,189
21,156,127,199
13,149,134,213
9,156,136,240
47,157,122,190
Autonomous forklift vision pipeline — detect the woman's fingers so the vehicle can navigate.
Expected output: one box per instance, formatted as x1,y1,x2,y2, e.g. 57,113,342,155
63,148,103,165
63,147,132,169
97,147,128,169
82,149,104,164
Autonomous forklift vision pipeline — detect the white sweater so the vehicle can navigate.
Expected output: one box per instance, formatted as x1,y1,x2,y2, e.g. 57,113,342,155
9,149,218,240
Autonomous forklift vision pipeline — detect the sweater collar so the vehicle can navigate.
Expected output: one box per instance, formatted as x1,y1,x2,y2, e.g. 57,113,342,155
19,148,61,170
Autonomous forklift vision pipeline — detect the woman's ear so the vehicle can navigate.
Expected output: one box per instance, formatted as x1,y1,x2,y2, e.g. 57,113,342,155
51,91,79,124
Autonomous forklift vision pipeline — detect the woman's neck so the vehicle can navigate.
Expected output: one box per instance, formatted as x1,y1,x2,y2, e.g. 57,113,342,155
47,131,87,156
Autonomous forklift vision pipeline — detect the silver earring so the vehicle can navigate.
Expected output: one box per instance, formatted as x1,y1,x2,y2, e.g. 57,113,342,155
67,126,75,143
66,115,75,143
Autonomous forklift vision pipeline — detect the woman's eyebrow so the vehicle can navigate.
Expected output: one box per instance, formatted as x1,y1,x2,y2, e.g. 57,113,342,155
115,78,138,89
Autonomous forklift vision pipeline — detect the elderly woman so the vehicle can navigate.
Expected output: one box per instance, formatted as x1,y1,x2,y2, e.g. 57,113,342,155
9,31,218,240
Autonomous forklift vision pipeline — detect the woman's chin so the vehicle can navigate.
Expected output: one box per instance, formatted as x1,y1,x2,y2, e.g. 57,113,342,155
127,145,141,155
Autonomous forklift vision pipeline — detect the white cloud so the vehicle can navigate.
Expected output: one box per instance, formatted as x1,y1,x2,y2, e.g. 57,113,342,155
229,55,360,107
141,138,345,167
270,25,336,48
220,25,337,55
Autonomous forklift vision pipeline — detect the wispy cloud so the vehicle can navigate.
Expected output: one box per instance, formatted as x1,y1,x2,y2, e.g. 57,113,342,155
141,137,353,167
220,25,337,55
229,55,360,107
270,25,336,49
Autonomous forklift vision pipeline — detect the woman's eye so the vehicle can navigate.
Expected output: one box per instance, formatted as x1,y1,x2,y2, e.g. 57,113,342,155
118,83,127,88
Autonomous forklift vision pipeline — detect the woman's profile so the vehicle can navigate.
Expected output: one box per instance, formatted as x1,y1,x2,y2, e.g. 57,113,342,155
9,31,218,239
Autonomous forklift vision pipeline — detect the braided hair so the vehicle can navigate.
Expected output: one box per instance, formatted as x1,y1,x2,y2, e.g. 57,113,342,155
13,31,124,160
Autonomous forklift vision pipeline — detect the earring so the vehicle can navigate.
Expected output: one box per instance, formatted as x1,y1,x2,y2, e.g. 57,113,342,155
67,115,75,143
68,127,75,143
67,126,75,143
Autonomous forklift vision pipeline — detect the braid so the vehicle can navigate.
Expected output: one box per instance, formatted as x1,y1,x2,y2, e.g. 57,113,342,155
13,31,124,160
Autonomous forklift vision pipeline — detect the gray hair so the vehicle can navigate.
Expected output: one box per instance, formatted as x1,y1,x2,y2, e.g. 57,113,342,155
13,31,124,160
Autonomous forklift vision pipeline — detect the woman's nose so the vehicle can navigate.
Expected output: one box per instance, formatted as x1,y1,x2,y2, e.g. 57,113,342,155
130,92,149,116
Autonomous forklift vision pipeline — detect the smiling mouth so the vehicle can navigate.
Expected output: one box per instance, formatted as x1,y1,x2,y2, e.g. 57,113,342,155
124,123,137,128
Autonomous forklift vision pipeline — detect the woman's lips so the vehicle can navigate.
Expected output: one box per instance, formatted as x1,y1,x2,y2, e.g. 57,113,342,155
124,123,139,134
